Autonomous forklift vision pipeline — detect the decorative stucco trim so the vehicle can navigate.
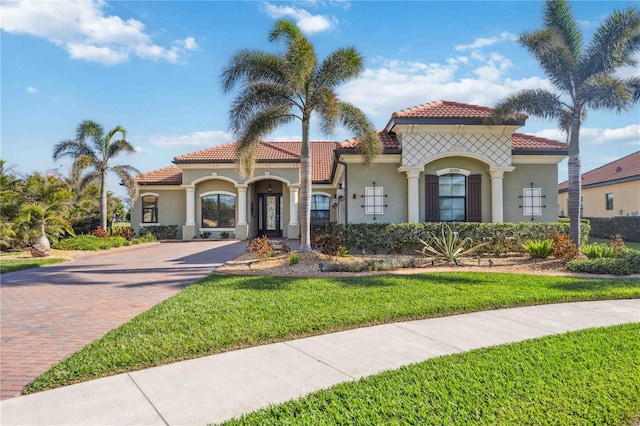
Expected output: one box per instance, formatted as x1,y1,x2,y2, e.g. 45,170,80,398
340,154,402,164
191,175,239,186
136,185,183,191
200,190,236,198
512,154,567,165
435,167,471,177
140,192,160,198
312,191,332,198
244,175,293,186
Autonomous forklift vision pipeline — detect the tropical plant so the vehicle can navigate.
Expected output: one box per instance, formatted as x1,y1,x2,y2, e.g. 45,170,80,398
491,0,640,247
53,120,139,230
221,19,380,252
246,235,273,261
522,239,554,259
418,223,486,266
552,233,580,263
581,243,618,259
18,201,75,253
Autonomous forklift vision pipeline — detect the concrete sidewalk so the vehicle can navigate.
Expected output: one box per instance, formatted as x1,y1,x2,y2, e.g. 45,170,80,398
1,299,638,426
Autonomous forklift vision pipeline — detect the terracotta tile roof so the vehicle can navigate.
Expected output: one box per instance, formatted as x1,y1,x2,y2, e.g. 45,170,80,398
134,165,182,185
339,131,399,150
391,100,497,119
511,133,568,151
558,151,640,191
138,141,337,184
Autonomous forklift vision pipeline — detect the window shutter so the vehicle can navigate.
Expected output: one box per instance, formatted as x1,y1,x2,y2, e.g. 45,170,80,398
467,174,481,222
425,174,439,222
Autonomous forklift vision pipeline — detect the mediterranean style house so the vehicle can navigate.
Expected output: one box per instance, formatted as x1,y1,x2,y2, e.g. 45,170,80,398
558,151,640,218
133,100,568,240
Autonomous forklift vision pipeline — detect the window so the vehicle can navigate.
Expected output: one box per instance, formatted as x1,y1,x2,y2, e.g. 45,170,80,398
202,194,236,228
439,174,466,221
364,186,385,216
522,187,543,216
310,194,330,225
605,193,614,210
142,196,158,223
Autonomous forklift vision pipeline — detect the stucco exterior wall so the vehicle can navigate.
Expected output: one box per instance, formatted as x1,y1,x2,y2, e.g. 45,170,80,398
346,162,406,224
503,163,559,223
132,188,185,238
559,180,640,218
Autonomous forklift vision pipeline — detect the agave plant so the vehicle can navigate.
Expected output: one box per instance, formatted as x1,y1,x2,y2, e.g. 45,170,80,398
418,223,486,266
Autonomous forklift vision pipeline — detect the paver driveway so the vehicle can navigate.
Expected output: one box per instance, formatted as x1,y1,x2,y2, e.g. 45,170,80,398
0,240,247,400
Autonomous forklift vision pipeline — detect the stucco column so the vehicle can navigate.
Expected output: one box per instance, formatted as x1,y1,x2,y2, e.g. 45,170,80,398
490,170,504,223
405,170,421,222
237,185,248,225
289,186,299,225
185,186,196,226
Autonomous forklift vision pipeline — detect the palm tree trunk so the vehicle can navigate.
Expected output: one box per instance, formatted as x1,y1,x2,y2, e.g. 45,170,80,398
299,118,312,253
100,170,108,230
567,114,582,248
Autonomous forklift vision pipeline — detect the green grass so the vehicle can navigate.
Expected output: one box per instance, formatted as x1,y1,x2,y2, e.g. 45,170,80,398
25,272,640,394
590,237,640,251
222,324,640,425
0,257,65,274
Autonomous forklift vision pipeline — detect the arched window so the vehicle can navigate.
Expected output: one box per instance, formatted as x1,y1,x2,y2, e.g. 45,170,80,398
310,194,330,225
202,194,236,228
439,174,466,221
142,195,158,223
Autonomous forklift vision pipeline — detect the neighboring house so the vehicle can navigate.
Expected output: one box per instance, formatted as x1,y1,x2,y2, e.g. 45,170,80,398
133,100,568,240
558,151,640,218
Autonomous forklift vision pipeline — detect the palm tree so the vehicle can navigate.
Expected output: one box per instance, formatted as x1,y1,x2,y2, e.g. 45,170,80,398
19,201,75,254
221,19,380,252
53,120,139,230
491,0,640,247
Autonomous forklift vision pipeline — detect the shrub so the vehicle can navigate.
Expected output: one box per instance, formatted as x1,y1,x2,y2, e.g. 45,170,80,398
552,234,579,263
567,250,640,275
138,225,178,240
111,227,134,240
131,232,157,245
581,243,618,259
312,234,346,256
200,232,211,239
522,239,553,259
324,257,418,272
92,227,110,238
418,223,485,266
53,235,128,251
246,235,272,261
586,216,640,242
289,253,299,265
220,231,230,239
610,234,625,255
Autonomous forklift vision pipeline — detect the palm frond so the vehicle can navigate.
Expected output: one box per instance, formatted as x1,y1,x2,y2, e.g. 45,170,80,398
111,165,140,202
268,19,303,43
519,30,576,94
339,102,380,167
581,7,640,77
543,0,583,59
491,89,566,122
582,74,632,111
236,106,296,176
220,49,286,93
106,138,136,160
52,139,94,162
229,82,297,133
313,47,363,92
283,35,316,93
626,76,640,103
313,89,340,136
76,120,105,152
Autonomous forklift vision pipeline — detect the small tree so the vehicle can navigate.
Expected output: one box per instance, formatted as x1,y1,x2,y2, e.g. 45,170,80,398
19,201,75,255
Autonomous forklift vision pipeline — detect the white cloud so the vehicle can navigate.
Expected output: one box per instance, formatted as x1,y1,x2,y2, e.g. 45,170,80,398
149,130,233,147
535,124,640,145
454,32,516,51
263,3,336,35
0,0,197,65
26,86,38,93
134,146,147,153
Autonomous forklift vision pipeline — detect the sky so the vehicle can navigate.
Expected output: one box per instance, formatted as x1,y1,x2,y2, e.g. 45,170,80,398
1,0,639,202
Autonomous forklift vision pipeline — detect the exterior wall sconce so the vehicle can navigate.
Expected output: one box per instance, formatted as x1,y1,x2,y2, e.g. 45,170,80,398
268,183,272,193
332,183,345,209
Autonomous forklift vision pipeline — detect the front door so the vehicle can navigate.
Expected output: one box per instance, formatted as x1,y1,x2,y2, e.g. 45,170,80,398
258,193,282,237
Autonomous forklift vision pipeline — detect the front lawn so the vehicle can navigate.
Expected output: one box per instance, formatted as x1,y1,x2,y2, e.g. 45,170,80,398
26,272,640,393
0,257,65,274
223,323,640,425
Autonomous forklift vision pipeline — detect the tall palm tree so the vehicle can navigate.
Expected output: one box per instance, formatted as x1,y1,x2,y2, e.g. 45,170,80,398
53,120,139,230
221,19,380,252
491,0,640,247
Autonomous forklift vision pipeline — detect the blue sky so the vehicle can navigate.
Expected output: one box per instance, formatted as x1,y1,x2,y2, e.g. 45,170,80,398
1,0,639,202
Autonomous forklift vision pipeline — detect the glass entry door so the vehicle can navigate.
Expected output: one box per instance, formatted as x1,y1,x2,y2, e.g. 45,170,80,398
258,194,282,237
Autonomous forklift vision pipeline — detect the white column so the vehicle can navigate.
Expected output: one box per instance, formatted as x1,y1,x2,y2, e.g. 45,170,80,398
185,186,196,226
490,170,505,223
289,186,299,225
406,171,421,222
237,185,248,225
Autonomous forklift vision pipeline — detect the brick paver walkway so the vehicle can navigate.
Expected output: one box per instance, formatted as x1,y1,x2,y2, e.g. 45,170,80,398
0,240,246,400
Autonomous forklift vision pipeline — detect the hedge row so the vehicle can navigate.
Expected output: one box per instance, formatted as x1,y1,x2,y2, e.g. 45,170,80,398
586,217,640,242
567,250,640,275
311,220,591,255
138,225,179,240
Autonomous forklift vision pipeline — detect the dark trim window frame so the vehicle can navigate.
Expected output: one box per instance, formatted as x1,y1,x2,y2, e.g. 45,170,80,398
142,195,158,223
310,194,330,226
202,193,236,228
438,174,466,222
605,193,614,210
